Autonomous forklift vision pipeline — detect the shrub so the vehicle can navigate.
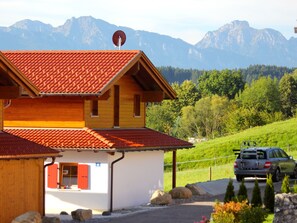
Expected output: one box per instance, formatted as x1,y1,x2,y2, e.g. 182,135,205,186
239,206,268,223
212,200,248,223
264,174,275,213
251,179,262,207
237,179,248,203
281,175,290,193
224,179,235,203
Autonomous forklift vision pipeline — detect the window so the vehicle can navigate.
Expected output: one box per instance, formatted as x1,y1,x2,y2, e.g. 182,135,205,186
134,94,141,117
91,100,98,116
47,163,89,190
60,163,78,189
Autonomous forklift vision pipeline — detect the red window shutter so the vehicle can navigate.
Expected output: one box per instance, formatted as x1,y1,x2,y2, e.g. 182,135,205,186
78,164,89,189
47,164,58,188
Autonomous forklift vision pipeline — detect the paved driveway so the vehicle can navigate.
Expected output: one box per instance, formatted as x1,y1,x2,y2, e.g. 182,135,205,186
60,178,284,223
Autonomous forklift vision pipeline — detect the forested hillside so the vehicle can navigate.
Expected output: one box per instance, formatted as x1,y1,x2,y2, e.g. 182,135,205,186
147,68,297,141
158,65,296,84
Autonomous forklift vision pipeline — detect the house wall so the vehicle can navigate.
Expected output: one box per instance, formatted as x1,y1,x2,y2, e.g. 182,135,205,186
45,150,164,213
85,74,145,129
4,97,85,128
0,159,44,223
112,151,164,210
45,151,110,213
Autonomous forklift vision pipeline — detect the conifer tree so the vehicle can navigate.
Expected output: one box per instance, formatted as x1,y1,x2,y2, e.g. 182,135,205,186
281,175,290,193
264,174,275,213
224,178,235,203
237,178,248,203
251,179,262,207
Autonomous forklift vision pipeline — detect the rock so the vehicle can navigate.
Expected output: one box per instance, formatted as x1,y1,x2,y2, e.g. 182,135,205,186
186,184,208,195
42,216,61,223
71,209,92,221
59,211,69,215
12,211,42,223
273,193,297,223
169,187,192,199
150,189,173,205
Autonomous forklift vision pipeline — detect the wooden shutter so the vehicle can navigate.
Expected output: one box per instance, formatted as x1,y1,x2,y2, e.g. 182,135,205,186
47,164,58,188
78,164,89,189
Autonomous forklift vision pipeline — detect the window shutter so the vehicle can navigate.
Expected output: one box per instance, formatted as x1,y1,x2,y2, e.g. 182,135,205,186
47,164,58,188
78,164,89,189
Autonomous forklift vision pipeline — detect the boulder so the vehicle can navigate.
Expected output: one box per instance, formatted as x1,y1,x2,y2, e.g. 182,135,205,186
186,183,208,195
150,189,173,205
42,216,61,223
12,211,42,223
169,187,192,199
71,209,92,221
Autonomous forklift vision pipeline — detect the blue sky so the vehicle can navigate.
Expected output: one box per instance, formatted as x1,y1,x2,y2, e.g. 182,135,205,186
0,0,296,44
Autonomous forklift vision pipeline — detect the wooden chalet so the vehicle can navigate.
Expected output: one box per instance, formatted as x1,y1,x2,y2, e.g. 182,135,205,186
0,52,59,222
2,50,193,213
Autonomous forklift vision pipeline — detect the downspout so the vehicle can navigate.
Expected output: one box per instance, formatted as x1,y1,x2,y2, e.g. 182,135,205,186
109,152,125,213
43,157,56,216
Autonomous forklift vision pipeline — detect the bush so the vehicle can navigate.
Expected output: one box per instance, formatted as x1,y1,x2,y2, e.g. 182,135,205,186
224,179,235,203
212,200,248,223
264,174,275,213
237,179,248,203
281,175,290,193
239,206,268,223
251,179,262,207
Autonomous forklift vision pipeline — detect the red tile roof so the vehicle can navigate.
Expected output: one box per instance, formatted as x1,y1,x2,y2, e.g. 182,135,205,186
5,128,113,150
3,51,140,95
95,128,193,151
5,128,193,152
0,131,59,159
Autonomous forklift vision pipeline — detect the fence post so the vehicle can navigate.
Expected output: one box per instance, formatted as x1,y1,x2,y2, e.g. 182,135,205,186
209,166,212,181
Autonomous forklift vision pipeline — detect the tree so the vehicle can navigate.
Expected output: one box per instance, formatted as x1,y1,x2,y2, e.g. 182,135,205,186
264,174,275,213
180,95,230,138
237,179,248,203
146,103,175,134
197,69,245,99
281,175,290,193
279,73,297,117
237,76,281,113
251,179,262,207
224,179,235,203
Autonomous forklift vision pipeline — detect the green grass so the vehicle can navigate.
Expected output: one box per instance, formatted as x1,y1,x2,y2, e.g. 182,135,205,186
164,163,234,191
165,118,297,171
264,214,274,223
164,118,297,191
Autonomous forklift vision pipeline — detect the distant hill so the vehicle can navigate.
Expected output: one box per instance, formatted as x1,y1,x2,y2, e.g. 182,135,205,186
1,16,297,69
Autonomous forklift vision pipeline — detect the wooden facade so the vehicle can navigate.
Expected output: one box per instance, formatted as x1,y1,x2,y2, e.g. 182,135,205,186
0,158,44,222
5,74,146,129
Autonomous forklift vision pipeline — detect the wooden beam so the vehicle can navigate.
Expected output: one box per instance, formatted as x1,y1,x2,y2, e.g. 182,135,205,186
142,91,164,102
172,150,176,189
0,100,3,130
0,86,21,99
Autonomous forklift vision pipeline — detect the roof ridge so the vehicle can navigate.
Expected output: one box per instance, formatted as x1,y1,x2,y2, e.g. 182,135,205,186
3,50,141,54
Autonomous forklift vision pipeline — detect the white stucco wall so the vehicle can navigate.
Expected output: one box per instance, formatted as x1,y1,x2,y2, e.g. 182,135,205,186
45,151,110,213
111,151,164,210
45,150,164,213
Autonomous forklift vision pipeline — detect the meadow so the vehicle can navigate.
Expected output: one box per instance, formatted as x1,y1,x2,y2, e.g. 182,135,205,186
164,118,297,191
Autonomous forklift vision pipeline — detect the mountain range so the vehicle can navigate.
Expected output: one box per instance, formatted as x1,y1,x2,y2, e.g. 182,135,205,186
1,16,297,69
